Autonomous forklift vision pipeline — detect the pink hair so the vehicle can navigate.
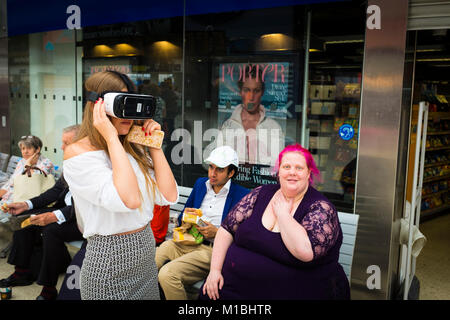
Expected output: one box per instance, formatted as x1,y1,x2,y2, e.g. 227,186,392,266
273,143,321,185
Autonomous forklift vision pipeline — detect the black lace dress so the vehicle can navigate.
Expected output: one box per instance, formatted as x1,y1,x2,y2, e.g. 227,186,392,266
199,183,350,300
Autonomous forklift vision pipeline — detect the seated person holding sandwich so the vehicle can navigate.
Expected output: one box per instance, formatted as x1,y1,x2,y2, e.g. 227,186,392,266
155,146,249,300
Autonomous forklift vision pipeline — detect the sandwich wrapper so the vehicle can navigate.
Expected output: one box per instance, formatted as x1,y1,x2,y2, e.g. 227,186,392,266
173,209,204,245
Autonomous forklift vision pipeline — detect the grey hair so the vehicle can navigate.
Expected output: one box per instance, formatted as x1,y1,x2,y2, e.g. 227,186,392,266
18,135,43,151
63,124,80,135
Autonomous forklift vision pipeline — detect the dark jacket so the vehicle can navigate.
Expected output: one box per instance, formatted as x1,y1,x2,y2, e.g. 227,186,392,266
30,174,74,221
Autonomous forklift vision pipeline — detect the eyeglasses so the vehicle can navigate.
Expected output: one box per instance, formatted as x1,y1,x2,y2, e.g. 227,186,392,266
20,135,34,139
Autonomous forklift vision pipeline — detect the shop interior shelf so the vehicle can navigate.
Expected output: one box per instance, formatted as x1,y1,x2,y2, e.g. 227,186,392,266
422,189,450,199
309,131,334,136
427,131,450,135
421,204,450,218
308,114,335,119
423,174,450,183
428,112,450,120
426,146,450,151
424,162,449,168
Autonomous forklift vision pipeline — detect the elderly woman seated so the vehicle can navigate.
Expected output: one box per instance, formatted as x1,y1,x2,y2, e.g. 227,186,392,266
0,135,55,221
200,143,350,300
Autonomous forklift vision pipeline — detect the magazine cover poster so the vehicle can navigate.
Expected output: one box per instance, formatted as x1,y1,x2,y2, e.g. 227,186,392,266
217,62,290,132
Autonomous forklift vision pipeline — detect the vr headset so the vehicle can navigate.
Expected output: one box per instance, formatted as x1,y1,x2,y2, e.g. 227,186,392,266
86,71,157,120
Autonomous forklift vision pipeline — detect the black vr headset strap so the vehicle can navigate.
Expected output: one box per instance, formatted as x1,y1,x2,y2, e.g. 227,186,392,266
86,91,100,102
107,70,136,93
86,90,126,102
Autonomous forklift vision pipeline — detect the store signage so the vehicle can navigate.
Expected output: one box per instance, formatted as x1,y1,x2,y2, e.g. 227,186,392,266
339,124,355,141
89,65,131,75
220,63,287,84
7,0,345,36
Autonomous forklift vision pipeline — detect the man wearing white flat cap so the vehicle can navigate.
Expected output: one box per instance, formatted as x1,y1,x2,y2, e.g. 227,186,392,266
156,146,249,300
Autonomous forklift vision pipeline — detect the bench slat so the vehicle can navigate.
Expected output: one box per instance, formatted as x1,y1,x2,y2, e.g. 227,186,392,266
171,203,185,212
339,243,354,256
0,153,9,172
338,212,359,225
177,196,188,205
178,186,193,197
338,253,353,266
6,156,21,176
169,210,180,217
341,224,358,237
342,234,356,246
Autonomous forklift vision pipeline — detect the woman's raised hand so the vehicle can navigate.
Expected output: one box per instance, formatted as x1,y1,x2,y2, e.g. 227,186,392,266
93,98,118,142
271,190,294,217
25,152,39,166
203,269,224,300
141,119,161,137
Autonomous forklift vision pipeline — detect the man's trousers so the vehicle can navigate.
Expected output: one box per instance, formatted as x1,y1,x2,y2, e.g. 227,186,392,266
8,219,84,287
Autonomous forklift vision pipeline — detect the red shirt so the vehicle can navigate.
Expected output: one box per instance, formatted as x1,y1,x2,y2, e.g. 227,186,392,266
151,205,170,245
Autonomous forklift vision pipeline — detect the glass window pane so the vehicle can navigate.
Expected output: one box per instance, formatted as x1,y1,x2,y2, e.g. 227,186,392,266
308,3,366,212
9,30,78,169
79,19,183,184
182,6,306,188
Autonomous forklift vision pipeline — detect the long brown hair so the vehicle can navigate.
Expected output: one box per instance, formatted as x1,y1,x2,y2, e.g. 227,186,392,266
76,71,155,202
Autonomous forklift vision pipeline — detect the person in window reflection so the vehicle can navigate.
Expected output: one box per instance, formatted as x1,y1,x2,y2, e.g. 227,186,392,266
200,143,350,300
218,66,285,166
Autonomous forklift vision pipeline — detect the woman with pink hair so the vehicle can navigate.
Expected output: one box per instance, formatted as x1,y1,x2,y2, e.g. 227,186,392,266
200,143,350,300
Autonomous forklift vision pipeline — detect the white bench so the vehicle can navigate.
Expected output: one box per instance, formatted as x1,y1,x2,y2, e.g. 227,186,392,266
5,156,21,177
337,211,359,280
0,155,21,186
167,186,360,292
166,186,193,241
66,240,84,249
65,185,360,294
0,153,10,185
0,153,9,172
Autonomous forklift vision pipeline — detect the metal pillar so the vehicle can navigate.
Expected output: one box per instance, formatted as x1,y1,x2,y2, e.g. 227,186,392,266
351,0,410,299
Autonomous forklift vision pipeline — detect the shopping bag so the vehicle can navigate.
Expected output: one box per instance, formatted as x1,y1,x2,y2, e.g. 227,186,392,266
13,166,55,202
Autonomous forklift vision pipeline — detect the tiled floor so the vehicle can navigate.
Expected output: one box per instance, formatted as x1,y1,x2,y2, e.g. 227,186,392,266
0,213,448,300
415,212,450,300
0,237,70,300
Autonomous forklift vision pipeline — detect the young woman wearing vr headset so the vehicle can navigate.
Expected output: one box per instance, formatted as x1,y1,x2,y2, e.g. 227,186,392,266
63,71,178,300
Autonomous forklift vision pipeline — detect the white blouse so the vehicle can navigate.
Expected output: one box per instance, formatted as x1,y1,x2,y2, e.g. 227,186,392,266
63,150,178,238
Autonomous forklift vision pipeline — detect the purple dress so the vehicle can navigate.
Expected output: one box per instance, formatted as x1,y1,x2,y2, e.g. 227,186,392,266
199,184,350,300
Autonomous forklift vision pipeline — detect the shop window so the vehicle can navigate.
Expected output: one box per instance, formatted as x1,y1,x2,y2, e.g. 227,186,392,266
8,30,79,168
307,2,365,212
182,6,305,188
79,18,184,185
409,29,450,219
5,1,366,214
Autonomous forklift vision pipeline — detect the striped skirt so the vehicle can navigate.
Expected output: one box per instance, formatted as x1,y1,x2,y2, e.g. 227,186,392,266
80,224,160,300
